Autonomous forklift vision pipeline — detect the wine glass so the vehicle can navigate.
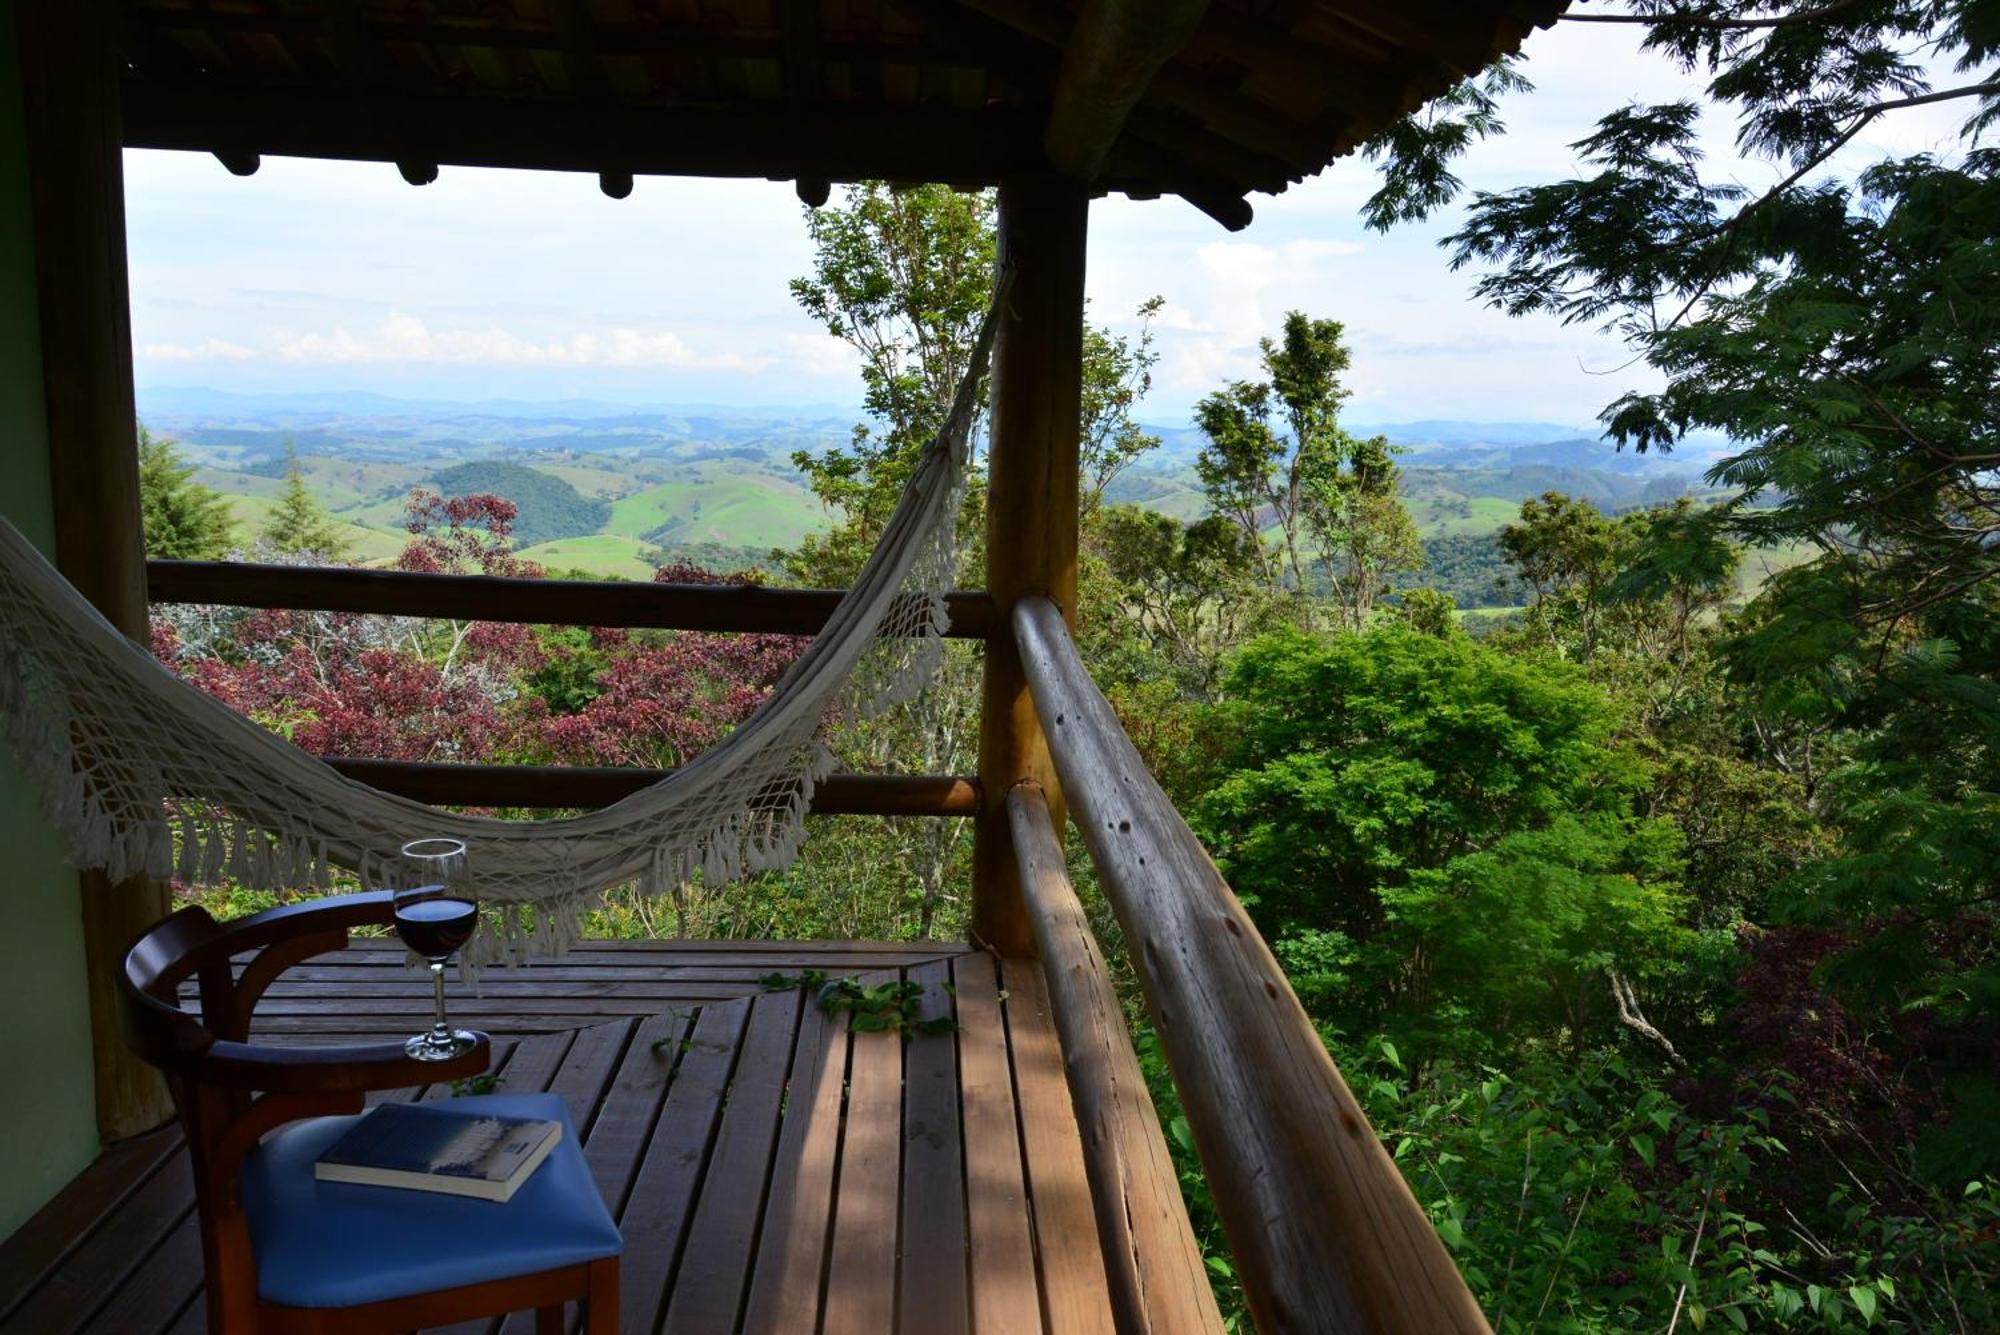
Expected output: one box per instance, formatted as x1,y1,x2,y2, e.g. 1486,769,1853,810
395,837,480,1062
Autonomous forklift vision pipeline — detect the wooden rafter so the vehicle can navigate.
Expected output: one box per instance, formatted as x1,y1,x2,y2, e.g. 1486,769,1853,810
1041,0,1209,180
114,0,1572,224
121,82,1043,183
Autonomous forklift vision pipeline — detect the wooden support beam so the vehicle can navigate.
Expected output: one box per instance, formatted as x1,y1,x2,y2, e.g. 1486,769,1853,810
1044,0,1209,180
971,175,1088,956
1007,784,1226,1335
120,82,1042,185
324,759,979,817
16,2,175,1140
1013,595,1491,1333
146,560,996,639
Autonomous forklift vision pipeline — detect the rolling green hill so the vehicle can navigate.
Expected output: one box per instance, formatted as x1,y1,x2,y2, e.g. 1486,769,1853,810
428,461,611,548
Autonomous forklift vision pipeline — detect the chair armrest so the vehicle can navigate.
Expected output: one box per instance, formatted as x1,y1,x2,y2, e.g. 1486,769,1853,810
228,890,397,949
197,1033,492,1094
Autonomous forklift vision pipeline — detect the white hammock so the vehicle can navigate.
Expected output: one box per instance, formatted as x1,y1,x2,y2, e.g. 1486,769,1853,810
0,292,999,961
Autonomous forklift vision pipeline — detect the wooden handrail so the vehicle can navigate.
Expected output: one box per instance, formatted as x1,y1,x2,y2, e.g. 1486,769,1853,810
1013,594,1490,1334
1007,783,1224,1335
147,559,995,639
322,758,979,817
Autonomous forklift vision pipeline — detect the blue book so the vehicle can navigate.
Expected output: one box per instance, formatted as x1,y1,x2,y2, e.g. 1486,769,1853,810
313,1103,562,1203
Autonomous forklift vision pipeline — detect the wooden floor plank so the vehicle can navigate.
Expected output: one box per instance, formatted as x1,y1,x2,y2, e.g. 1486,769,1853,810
822,971,904,1335
76,1212,201,1335
1003,960,1116,1335
900,959,969,1335
0,1125,181,1322
10,939,1152,1335
738,985,848,1335
614,999,751,1332
0,1146,195,1335
498,1009,692,1335
660,989,802,1335
954,953,1046,1335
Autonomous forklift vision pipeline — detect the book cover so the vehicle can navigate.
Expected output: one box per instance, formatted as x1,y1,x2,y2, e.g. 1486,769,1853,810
313,1103,562,1203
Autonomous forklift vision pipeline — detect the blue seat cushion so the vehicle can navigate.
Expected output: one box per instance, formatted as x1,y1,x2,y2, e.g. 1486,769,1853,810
242,1092,622,1309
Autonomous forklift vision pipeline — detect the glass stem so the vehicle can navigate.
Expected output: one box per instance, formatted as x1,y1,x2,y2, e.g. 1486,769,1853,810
429,960,451,1043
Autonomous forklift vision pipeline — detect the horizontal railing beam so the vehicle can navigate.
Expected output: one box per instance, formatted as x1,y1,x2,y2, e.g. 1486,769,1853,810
324,758,980,817
1007,782,1225,1335
147,560,996,639
1013,593,1490,1334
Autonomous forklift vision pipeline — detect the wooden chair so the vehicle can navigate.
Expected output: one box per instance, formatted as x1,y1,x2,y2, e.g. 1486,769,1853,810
117,890,621,1335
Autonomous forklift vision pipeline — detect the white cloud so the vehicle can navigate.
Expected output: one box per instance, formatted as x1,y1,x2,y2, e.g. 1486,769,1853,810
141,337,259,362
249,312,772,371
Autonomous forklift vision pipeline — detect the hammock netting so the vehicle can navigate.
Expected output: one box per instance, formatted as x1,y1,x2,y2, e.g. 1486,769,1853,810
0,290,1001,963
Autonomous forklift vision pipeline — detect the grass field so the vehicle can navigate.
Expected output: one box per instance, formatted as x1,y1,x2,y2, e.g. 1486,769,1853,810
514,534,658,580
604,466,823,550
1414,495,1520,537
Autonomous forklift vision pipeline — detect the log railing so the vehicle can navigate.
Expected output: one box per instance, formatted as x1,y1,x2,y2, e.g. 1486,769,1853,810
148,559,986,818
1013,593,1490,1334
1007,783,1224,1335
148,558,994,638
327,758,976,816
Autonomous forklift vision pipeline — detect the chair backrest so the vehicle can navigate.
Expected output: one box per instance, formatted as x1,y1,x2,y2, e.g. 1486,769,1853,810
117,891,492,1323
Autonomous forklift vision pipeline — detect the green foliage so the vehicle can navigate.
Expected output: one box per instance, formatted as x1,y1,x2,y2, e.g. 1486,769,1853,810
1197,623,1685,1048
1419,532,1526,611
428,460,610,548
760,969,956,1036
1348,1045,2000,1334
263,439,350,558
137,427,234,559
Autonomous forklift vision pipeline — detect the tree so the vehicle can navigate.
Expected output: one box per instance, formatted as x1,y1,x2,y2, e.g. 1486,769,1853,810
1091,506,1264,691
785,182,997,586
1304,431,1423,631
1079,297,1165,517
1498,492,1622,655
1361,0,2000,1219
1196,623,1685,1047
137,426,233,559
1193,312,1422,618
262,440,349,560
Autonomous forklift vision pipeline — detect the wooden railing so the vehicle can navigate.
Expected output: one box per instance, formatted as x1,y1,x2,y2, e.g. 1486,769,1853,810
148,559,995,637
1008,783,1224,1335
147,559,986,816
328,758,976,815
1014,594,1490,1334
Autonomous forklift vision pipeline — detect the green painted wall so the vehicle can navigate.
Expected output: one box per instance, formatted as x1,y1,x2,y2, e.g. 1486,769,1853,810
0,6,103,1241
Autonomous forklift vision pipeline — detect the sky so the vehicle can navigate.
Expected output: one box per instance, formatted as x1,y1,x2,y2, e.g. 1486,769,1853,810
123,21,1975,430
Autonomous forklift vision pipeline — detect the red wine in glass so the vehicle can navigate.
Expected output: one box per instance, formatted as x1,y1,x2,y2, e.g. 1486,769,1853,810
394,896,478,961
396,837,480,1061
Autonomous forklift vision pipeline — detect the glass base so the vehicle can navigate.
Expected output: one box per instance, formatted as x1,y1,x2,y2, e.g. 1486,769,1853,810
405,1029,479,1062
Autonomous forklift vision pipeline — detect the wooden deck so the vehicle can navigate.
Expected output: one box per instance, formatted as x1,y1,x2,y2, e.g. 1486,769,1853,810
0,942,1121,1334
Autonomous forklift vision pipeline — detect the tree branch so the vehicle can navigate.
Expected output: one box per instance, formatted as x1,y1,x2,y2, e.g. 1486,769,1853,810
1559,0,1864,28
1610,970,1688,1070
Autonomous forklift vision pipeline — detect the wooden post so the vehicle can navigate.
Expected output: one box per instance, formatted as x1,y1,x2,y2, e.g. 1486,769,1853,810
971,175,1088,956
18,2,176,1140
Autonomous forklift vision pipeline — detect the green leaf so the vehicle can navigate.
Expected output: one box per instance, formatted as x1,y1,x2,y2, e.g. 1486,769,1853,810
1849,1285,1877,1325
1631,1134,1655,1169
1687,1300,1706,1331
1379,1039,1403,1072
1721,1304,1748,1331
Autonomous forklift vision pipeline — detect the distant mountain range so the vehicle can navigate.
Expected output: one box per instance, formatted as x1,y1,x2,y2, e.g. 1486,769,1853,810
139,386,1730,477
136,386,1742,590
